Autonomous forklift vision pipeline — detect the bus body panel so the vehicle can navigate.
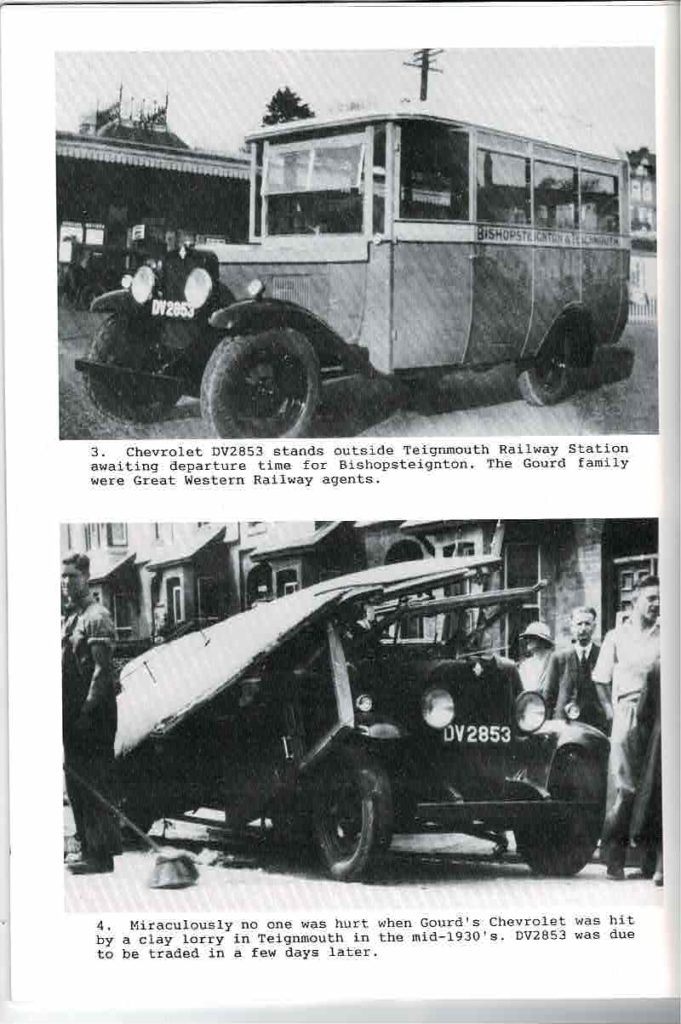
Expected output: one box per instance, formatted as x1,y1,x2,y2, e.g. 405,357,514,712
523,246,582,357
217,258,369,346
359,241,393,374
463,245,533,365
391,242,473,369
582,247,629,346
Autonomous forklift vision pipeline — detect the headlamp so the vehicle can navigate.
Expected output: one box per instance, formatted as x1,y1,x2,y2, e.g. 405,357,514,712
564,701,581,721
121,273,133,290
422,687,455,730
355,694,373,713
247,278,265,299
184,267,213,309
131,265,155,305
514,691,547,733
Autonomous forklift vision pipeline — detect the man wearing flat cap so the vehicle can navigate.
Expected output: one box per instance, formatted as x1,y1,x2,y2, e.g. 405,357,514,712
62,554,121,874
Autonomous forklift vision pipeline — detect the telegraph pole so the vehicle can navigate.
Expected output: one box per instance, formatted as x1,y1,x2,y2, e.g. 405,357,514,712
404,48,443,101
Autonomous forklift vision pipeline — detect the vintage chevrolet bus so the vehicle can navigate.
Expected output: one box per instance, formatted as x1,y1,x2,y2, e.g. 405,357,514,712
78,111,630,437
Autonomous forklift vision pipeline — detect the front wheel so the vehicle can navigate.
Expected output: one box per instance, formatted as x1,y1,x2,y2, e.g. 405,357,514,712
313,751,393,882
516,324,575,406
515,749,605,877
200,329,320,438
84,314,180,424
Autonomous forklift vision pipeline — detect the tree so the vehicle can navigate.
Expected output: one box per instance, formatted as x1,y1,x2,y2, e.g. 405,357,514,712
262,87,315,126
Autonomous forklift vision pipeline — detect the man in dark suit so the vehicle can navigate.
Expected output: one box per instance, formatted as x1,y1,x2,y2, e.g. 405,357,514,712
544,606,609,734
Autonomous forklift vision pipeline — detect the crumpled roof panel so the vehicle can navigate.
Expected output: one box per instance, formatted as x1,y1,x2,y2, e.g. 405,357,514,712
115,555,499,757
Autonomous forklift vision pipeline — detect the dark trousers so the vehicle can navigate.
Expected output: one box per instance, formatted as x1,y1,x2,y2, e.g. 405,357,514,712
64,729,121,863
602,790,656,874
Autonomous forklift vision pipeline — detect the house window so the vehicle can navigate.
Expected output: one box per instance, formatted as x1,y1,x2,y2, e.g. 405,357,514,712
107,523,128,547
276,568,299,597
443,540,476,558
197,576,221,621
167,577,183,626
477,150,531,225
84,524,101,550
642,181,653,203
614,554,659,621
113,594,132,639
504,542,541,656
630,179,642,200
400,123,469,221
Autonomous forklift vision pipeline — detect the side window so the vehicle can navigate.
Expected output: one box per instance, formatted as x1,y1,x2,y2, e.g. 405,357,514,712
534,161,577,229
400,124,469,221
477,150,530,225
579,170,619,233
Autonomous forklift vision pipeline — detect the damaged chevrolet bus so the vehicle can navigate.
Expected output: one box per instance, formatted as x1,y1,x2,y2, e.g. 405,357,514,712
115,556,609,882
77,112,630,437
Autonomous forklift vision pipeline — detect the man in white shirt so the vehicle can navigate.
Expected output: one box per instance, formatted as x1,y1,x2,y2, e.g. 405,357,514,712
592,576,660,879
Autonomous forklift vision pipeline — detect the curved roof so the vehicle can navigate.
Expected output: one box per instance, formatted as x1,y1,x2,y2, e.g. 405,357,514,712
246,108,623,164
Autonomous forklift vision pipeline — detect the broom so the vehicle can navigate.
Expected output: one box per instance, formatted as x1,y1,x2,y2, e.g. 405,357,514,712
64,764,199,889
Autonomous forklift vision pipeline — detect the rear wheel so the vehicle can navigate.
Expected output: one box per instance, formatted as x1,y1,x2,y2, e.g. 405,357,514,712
517,323,575,406
515,749,605,877
200,329,320,438
84,314,180,423
313,751,392,881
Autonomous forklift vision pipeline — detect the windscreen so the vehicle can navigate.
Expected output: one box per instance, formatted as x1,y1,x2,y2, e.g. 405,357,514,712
264,132,366,236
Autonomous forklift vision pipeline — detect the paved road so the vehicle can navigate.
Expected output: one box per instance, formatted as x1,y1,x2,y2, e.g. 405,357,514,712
59,311,658,440
65,811,663,914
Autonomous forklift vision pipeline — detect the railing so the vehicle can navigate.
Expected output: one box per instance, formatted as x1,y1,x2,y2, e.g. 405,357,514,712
629,298,657,323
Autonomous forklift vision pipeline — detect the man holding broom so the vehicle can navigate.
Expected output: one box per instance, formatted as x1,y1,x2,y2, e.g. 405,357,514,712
62,553,121,874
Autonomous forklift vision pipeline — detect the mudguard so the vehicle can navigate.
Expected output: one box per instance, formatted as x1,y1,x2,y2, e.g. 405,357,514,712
90,288,138,315
535,304,597,368
509,719,609,798
208,297,370,376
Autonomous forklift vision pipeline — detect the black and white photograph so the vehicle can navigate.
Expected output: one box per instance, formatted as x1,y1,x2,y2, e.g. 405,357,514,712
2,0,677,1017
56,48,658,441
60,518,663,911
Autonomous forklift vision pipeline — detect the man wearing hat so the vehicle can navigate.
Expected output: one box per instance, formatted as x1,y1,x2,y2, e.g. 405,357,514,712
517,621,554,692
544,606,608,733
62,553,121,874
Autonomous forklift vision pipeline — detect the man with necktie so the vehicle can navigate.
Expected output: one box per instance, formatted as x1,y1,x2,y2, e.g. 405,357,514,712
543,606,608,733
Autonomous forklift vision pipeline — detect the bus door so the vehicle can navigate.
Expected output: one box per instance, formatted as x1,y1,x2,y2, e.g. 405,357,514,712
578,163,627,345
391,124,473,369
522,156,582,355
464,144,533,365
